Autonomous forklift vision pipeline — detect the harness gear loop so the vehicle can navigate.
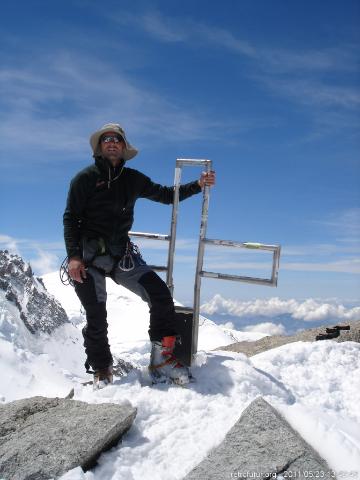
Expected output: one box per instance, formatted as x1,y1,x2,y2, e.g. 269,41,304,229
118,241,145,271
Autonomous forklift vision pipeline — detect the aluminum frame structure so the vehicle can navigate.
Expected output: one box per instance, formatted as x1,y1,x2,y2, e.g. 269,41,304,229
130,158,281,363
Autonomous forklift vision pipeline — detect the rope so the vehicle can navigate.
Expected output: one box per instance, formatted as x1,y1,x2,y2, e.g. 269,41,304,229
59,256,74,287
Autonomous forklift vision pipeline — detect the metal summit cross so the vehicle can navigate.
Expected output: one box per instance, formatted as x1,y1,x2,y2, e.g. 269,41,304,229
129,158,281,366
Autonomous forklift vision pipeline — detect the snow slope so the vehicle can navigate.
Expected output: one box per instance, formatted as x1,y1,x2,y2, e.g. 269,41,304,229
1,270,359,479
59,342,360,480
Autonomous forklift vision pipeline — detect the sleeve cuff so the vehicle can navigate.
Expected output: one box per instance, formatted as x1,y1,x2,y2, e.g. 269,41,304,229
191,181,202,193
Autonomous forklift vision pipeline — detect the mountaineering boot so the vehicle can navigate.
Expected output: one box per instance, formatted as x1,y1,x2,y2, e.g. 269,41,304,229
149,336,191,385
93,365,113,390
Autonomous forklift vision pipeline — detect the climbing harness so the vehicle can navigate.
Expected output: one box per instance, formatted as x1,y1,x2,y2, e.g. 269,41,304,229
118,241,145,272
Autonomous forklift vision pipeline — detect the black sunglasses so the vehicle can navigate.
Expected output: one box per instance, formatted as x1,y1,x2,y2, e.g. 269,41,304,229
101,135,124,144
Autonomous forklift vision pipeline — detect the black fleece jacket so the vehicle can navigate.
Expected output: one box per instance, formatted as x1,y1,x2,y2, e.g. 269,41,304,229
63,156,202,259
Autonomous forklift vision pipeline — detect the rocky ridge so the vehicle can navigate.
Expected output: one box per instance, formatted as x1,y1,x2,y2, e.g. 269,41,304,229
216,320,360,356
0,250,69,334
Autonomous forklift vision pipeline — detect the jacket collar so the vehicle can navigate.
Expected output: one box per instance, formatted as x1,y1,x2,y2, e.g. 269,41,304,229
95,155,125,179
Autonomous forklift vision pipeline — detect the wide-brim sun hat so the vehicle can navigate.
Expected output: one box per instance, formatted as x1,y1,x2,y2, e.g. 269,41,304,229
90,123,138,161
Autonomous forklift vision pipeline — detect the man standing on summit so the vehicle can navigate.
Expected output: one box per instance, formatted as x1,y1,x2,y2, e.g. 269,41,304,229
63,123,215,388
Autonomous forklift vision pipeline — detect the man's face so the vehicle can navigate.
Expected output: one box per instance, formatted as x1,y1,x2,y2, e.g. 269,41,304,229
100,131,125,166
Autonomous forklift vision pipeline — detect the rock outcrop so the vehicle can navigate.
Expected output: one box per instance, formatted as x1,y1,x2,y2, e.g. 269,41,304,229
0,250,69,334
217,320,360,356
184,397,332,480
0,395,137,480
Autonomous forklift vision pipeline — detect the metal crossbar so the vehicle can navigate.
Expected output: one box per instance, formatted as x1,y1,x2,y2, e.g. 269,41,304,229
129,158,281,363
202,238,281,286
129,231,170,273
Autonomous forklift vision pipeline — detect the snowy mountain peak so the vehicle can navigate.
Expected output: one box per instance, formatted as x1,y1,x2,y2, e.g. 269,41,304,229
0,250,69,335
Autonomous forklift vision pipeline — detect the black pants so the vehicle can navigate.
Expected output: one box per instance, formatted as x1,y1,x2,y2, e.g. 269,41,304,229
74,254,178,371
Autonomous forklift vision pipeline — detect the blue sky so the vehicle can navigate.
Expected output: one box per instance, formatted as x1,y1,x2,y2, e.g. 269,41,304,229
0,0,359,307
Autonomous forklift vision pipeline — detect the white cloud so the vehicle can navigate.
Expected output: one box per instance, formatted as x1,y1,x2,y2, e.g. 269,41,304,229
320,208,360,239
0,233,64,275
0,234,20,254
282,243,360,256
112,11,255,56
201,295,295,316
134,237,198,251
290,298,360,322
0,234,63,253
29,249,59,275
258,76,360,110
3,12,357,164
200,294,360,323
113,10,359,140
135,12,188,43
201,222,360,274
115,11,357,74
0,51,240,164
282,259,360,274
260,46,358,73
204,257,360,275
243,322,286,336
194,23,256,57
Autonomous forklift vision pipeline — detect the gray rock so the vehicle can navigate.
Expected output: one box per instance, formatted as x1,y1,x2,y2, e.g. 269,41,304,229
0,395,137,480
184,397,333,480
217,320,360,356
0,250,69,334
112,356,135,377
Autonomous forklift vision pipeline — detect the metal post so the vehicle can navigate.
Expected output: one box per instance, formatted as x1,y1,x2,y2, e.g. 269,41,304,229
272,245,281,286
166,164,182,295
192,160,213,356
167,159,212,295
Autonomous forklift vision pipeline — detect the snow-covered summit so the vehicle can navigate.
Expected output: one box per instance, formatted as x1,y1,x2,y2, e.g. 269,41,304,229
0,251,85,400
1,252,359,478
0,251,265,404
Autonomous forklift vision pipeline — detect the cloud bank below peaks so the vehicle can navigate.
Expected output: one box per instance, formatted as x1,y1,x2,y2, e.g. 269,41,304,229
200,294,360,323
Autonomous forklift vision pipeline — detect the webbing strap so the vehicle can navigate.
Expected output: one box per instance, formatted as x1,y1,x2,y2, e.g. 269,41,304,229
148,356,181,371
